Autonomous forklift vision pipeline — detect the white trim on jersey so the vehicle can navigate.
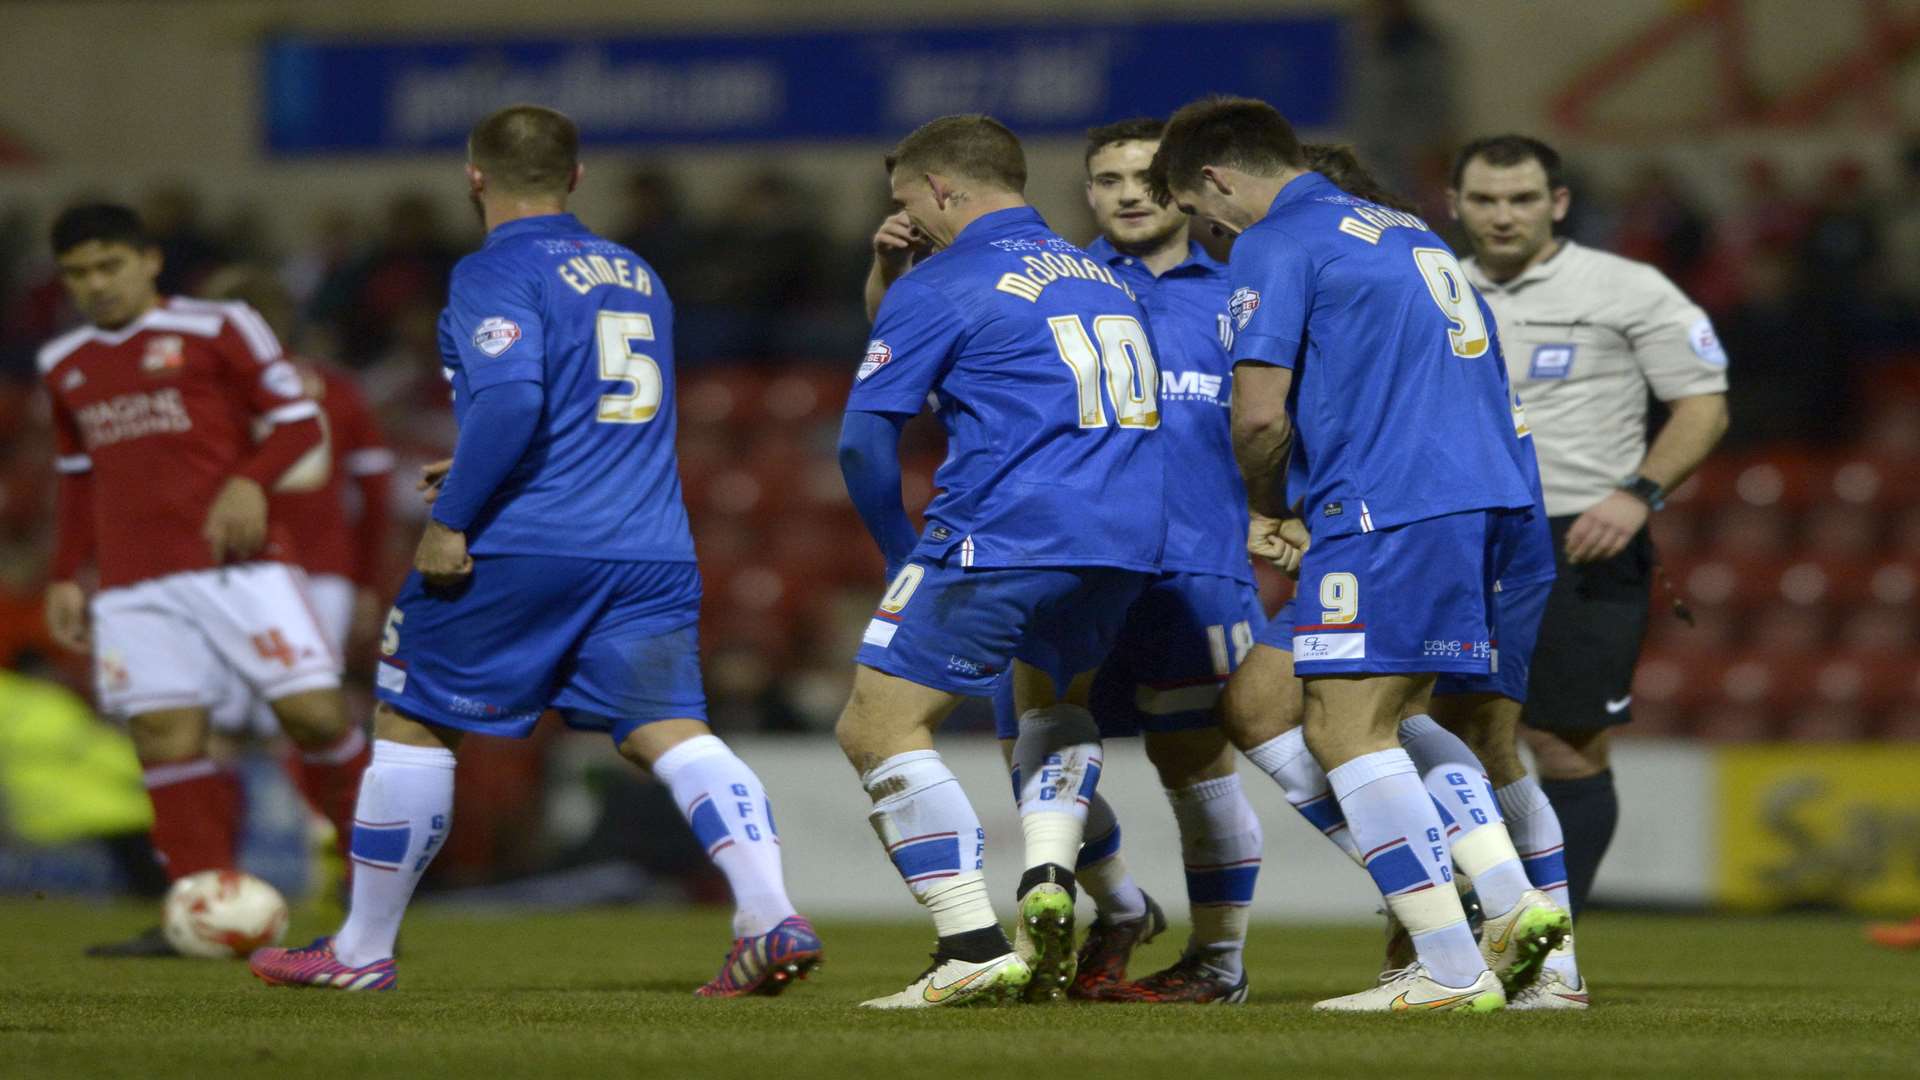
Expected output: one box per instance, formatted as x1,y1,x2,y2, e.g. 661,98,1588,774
960,536,975,568
35,325,95,374
55,453,93,474
169,297,282,363
265,400,320,425
37,308,226,375
344,447,396,476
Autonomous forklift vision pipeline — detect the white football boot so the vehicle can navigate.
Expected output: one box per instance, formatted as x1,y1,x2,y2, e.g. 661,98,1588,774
1507,936,1590,1010
859,952,1032,1010
1477,888,1572,994
1313,962,1505,1013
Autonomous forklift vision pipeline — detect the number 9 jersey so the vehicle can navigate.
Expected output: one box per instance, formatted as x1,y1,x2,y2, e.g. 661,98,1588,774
436,213,695,564
848,206,1165,573
1226,173,1534,536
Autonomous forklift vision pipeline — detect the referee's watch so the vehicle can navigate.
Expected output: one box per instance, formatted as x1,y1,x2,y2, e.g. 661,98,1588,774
1620,474,1666,511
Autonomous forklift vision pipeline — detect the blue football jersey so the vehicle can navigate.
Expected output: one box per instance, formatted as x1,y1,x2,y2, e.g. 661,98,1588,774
437,213,695,563
848,207,1165,572
1227,173,1534,537
1088,236,1251,585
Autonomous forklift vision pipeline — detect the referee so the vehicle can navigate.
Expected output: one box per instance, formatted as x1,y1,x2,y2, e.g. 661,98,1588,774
1450,136,1730,916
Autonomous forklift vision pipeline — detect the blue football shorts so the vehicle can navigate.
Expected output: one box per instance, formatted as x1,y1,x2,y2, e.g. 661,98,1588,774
855,555,1149,699
375,555,706,745
991,571,1265,739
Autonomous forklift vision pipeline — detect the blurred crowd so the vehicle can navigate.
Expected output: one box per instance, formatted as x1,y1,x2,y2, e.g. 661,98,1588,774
1,137,1919,743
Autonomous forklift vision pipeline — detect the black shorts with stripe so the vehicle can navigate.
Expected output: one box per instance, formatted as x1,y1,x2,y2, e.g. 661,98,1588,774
1522,514,1654,734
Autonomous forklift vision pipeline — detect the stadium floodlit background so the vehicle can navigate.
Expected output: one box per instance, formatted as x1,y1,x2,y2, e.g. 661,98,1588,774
3,0,1920,1003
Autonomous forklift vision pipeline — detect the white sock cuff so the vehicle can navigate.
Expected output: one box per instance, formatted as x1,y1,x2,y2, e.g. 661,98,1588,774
862,749,947,796
1326,749,1417,801
372,739,457,770
1495,776,1551,820
1450,820,1523,878
650,733,730,783
1397,713,1442,740
1165,773,1244,805
303,724,368,765
1244,726,1310,774
1018,703,1100,745
142,757,219,788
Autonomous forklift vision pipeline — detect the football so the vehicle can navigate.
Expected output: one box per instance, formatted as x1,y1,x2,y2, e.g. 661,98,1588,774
161,870,290,959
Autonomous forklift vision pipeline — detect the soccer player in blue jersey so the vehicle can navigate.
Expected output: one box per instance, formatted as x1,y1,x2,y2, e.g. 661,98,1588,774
1214,145,1577,1005
249,106,819,996
836,114,1167,1008
1152,99,1546,1011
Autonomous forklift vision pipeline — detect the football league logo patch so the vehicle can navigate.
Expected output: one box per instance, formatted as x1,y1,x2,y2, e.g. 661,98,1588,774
859,339,892,381
472,316,523,358
1689,317,1728,368
1229,287,1261,330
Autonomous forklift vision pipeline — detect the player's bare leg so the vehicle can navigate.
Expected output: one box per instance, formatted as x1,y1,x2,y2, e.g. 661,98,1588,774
840,665,1029,1008
618,718,819,998
1304,674,1503,1012
1106,728,1258,1004
87,706,240,957
1005,661,1105,1002
251,703,455,991
1227,644,1363,858
267,688,369,886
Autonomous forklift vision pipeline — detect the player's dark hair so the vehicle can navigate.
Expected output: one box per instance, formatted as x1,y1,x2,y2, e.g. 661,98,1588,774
1302,143,1420,214
1450,134,1566,191
51,203,152,256
1084,117,1164,171
1148,96,1304,203
885,114,1026,194
469,105,580,197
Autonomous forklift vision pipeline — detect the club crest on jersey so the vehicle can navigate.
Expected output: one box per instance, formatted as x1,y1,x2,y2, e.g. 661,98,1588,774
141,334,185,375
61,368,85,391
472,317,522,358
1229,287,1261,330
859,339,892,381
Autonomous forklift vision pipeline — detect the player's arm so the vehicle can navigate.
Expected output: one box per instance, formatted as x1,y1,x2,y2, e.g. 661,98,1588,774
863,211,922,323
44,387,94,651
212,306,324,561
1566,273,1731,564
1225,231,1314,570
422,266,549,585
842,279,963,570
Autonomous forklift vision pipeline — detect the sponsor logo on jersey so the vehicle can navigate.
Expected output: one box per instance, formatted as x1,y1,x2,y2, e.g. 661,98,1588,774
858,339,892,381
1293,631,1366,661
1529,344,1575,380
946,655,997,677
1229,286,1261,329
471,316,523,358
1689,317,1728,368
1160,370,1226,404
75,388,193,448
141,334,186,375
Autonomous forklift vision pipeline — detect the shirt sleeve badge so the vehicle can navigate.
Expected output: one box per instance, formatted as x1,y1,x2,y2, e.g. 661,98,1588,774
1229,287,1262,330
472,316,523,358
858,339,892,381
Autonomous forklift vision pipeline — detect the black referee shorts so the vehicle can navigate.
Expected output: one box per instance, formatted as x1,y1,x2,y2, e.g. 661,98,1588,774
1522,514,1654,735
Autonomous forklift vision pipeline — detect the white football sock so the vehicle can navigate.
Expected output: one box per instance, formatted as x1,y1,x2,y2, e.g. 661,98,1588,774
1011,705,1102,878
1245,727,1360,862
864,750,996,937
1077,792,1148,922
1497,776,1580,982
653,734,797,938
1398,715,1532,917
1327,749,1484,989
1167,774,1262,979
332,739,456,968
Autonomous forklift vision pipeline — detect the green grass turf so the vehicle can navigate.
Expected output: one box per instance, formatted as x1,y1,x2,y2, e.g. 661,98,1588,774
2,900,1917,1079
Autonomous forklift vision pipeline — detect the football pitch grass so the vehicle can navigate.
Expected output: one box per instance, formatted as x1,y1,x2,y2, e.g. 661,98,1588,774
3,900,1917,1079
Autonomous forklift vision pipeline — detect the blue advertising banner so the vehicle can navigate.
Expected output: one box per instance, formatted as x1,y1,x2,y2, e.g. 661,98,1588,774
263,19,1344,154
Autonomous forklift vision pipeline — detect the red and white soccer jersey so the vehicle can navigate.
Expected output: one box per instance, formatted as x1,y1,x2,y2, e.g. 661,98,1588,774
39,297,341,717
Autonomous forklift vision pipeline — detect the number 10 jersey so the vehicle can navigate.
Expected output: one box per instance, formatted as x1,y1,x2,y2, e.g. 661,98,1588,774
847,206,1166,574
435,212,695,564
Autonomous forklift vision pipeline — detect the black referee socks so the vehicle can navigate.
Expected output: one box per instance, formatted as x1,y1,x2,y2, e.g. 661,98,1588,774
1539,769,1619,918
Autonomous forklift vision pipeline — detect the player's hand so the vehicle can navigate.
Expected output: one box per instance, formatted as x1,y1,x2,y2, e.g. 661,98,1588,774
414,519,473,587
871,212,920,283
203,477,269,563
44,580,89,652
418,458,453,507
1248,512,1310,578
1564,490,1649,565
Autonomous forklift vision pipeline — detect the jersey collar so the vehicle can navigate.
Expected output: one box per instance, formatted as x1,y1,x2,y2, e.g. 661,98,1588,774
950,205,1048,248
1086,235,1224,279
1265,171,1336,217
484,213,586,247
1465,238,1577,293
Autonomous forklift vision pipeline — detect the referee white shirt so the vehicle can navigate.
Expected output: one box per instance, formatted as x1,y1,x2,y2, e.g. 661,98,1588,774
1463,241,1730,518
